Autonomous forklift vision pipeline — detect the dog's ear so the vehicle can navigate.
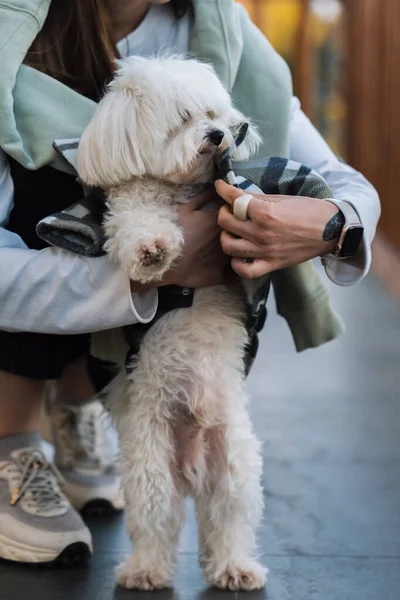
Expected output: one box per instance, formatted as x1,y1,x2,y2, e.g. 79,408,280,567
228,109,261,161
77,89,147,189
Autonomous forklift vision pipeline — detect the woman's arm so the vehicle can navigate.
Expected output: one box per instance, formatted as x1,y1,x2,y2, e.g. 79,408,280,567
0,150,226,334
0,246,159,335
0,149,158,334
217,179,339,278
289,98,381,285
0,169,158,335
217,100,380,285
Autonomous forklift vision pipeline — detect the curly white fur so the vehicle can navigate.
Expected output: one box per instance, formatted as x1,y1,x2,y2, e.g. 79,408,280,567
77,56,267,592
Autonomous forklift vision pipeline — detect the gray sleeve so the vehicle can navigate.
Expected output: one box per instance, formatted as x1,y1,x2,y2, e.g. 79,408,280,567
289,98,381,285
0,149,157,334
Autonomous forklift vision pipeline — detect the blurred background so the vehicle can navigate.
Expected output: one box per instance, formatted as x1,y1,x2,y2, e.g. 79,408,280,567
1,3,399,599
240,0,400,300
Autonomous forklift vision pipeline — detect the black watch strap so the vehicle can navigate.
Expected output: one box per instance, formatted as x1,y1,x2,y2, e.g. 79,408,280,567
322,198,364,258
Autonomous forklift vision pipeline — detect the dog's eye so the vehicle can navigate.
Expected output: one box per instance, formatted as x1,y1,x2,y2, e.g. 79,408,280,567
206,111,216,120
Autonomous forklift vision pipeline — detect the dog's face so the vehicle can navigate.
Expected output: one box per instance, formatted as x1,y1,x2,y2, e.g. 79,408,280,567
77,57,261,189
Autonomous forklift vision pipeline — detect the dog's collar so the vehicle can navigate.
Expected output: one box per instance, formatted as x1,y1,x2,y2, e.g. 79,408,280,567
235,122,249,148
214,122,250,186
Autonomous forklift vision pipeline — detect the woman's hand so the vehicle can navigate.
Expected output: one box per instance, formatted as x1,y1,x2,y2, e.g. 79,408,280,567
130,190,228,293
161,189,229,288
216,180,340,279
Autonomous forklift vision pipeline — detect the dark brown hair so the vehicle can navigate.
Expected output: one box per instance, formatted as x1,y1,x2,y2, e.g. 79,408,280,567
25,1,192,100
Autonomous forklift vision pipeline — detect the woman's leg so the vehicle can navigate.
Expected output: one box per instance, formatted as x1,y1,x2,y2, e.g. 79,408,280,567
0,354,99,440
0,376,93,564
52,355,97,406
0,330,92,439
0,372,45,437
43,353,123,515
0,331,95,565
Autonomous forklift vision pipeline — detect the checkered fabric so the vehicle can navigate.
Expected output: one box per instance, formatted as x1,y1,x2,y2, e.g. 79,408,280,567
36,143,332,257
36,140,107,257
217,147,332,199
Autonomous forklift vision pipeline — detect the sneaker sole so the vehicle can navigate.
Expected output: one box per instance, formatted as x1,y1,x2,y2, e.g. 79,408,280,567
63,481,125,515
81,498,123,517
0,534,92,566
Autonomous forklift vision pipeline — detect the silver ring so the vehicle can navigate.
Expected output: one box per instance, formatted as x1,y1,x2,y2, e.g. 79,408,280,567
233,194,252,221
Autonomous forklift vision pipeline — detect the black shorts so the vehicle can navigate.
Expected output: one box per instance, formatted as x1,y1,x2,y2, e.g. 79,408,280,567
0,330,117,391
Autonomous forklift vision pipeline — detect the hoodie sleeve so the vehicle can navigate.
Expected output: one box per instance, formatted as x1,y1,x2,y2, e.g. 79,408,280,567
290,98,381,286
0,149,157,334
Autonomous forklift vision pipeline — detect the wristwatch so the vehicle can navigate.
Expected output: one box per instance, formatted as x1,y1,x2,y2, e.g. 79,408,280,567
322,198,364,258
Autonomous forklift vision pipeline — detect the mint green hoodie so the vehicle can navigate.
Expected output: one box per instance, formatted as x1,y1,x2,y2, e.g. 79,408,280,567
0,0,344,357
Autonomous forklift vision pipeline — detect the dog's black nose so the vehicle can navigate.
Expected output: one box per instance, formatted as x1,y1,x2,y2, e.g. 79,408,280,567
208,129,225,146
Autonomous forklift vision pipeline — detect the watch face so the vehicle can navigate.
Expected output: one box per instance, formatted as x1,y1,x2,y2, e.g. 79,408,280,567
341,226,364,257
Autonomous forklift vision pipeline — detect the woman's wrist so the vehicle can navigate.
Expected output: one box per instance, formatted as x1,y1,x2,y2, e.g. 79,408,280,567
319,200,345,256
322,207,345,242
130,280,157,294
216,180,350,278
320,238,338,256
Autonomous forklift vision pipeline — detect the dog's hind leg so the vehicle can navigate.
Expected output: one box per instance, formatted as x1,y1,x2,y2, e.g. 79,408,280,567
113,378,184,590
196,401,268,591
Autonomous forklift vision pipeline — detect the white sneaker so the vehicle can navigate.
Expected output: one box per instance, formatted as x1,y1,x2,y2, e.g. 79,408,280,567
48,397,124,515
0,436,92,565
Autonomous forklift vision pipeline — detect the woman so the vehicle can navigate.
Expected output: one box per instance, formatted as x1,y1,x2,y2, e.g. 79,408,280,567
0,0,379,565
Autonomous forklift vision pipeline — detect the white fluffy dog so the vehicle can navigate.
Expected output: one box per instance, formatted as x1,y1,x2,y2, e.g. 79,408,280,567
77,56,267,592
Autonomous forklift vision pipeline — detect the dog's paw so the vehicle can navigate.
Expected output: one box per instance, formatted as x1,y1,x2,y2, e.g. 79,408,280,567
116,559,172,590
139,240,167,266
104,213,184,283
117,231,182,283
207,561,268,591
137,237,180,276
130,240,179,282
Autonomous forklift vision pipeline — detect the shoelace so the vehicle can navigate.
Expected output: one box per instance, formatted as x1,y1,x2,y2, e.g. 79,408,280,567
8,449,68,513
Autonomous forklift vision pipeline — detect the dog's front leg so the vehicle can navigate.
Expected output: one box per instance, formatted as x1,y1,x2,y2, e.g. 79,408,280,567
103,195,183,284
113,378,184,590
